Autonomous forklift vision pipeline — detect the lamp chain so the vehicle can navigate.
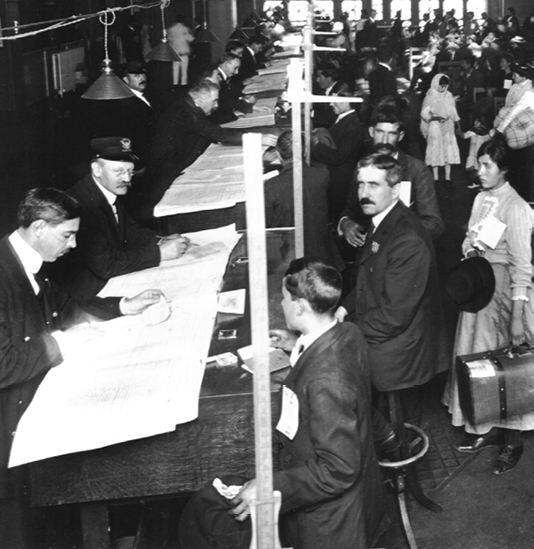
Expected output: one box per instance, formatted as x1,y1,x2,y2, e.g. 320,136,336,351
160,1,167,40
99,8,116,63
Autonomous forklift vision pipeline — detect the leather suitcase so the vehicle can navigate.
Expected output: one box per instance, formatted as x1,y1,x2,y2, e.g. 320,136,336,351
456,345,534,426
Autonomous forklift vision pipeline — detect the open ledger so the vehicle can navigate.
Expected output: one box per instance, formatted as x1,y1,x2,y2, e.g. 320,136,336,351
9,225,241,467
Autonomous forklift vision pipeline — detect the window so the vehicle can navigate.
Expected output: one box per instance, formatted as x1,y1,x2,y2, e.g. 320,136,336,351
390,1,411,24
341,0,363,22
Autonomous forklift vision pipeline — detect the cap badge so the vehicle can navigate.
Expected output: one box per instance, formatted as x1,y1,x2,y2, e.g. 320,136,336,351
120,138,132,152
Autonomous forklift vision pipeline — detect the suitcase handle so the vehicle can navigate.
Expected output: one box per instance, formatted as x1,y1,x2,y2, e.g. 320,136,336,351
504,342,534,358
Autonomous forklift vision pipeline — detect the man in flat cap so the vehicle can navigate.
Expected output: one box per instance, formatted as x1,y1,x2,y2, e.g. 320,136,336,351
49,137,189,299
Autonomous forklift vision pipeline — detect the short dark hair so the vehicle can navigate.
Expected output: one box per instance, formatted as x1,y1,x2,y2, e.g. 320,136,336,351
276,130,294,161
500,53,515,65
225,40,245,53
377,47,394,64
249,35,266,47
316,63,339,81
477,137,510,172
357,153,402,187
370,105,405,132
18,188,81,228
283,258,342,314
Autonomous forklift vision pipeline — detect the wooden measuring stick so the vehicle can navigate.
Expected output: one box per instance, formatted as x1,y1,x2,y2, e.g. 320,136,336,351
243,133,279,549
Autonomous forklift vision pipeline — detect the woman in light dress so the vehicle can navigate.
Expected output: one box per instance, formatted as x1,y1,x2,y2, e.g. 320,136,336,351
443,138,534,475
420,73,461,184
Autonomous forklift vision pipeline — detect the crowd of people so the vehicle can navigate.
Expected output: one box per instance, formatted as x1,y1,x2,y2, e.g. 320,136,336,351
2,4,534,548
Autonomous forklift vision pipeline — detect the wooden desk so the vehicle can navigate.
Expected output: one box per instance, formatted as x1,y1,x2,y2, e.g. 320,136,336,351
29,232,291,548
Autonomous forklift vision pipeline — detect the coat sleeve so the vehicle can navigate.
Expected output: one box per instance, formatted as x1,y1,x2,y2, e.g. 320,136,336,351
408,158,444,239
75,207,161,281
0,280,62,389
311,121,363,167
273,374,363,512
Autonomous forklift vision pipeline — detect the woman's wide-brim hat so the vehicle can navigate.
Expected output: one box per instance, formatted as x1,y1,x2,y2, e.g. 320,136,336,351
446,256,496,313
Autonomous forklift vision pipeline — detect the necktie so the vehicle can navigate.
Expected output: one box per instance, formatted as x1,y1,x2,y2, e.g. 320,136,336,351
110,201,119,224
290,343,305,367
366,221,375,242
34,272,55,330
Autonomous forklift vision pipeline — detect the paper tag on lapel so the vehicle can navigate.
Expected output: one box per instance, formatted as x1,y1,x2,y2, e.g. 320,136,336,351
276,386,299,440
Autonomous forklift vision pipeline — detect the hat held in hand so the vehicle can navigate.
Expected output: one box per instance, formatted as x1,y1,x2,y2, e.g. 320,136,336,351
446,256,495,313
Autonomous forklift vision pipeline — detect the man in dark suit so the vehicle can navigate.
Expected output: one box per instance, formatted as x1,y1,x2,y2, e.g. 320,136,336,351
0,188,163,548
339,105,444,246
210,54,255,124
50,137,189,299
147,81,245,208
238,35,267,80
368,48,398,110
312,63,352,128
310,91,365,220
231,258,389,549
264,131,343,270
336,154,448,393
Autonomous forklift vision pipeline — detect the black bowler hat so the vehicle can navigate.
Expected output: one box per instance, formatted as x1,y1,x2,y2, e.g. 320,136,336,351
124,60,147,74
91,137,139,162
446,257,496,313
179,475,252,549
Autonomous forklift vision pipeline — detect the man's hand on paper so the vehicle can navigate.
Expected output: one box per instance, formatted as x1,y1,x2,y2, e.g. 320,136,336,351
121,289,166,315
159,234,190,260
245,94,257,105
231,479,257,521
269,329,297,351
340,218,366,247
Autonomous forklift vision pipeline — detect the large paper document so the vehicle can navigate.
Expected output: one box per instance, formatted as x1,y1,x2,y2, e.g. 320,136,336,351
243,72,287,94
9,226,241,467
154,142,268,218
221,98,278,129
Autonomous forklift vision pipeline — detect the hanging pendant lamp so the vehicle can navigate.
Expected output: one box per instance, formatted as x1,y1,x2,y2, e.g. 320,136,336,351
82,9,135,100
146,0,182,62
193,22,220,43
230,26,249,41
193,0,220,43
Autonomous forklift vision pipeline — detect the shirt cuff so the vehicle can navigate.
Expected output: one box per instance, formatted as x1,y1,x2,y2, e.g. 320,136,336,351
512,287,529,301
119,297,127,315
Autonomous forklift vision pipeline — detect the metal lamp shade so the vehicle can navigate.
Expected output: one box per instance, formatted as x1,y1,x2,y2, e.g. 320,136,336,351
230,27,249,41
82,65,135,100
146,39,182,62
193,26,220,43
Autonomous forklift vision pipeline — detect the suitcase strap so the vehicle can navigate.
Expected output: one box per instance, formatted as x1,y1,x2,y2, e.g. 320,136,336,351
493,358,508,420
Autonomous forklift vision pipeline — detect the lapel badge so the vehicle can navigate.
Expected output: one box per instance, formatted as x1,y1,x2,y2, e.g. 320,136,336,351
371,241,380,254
